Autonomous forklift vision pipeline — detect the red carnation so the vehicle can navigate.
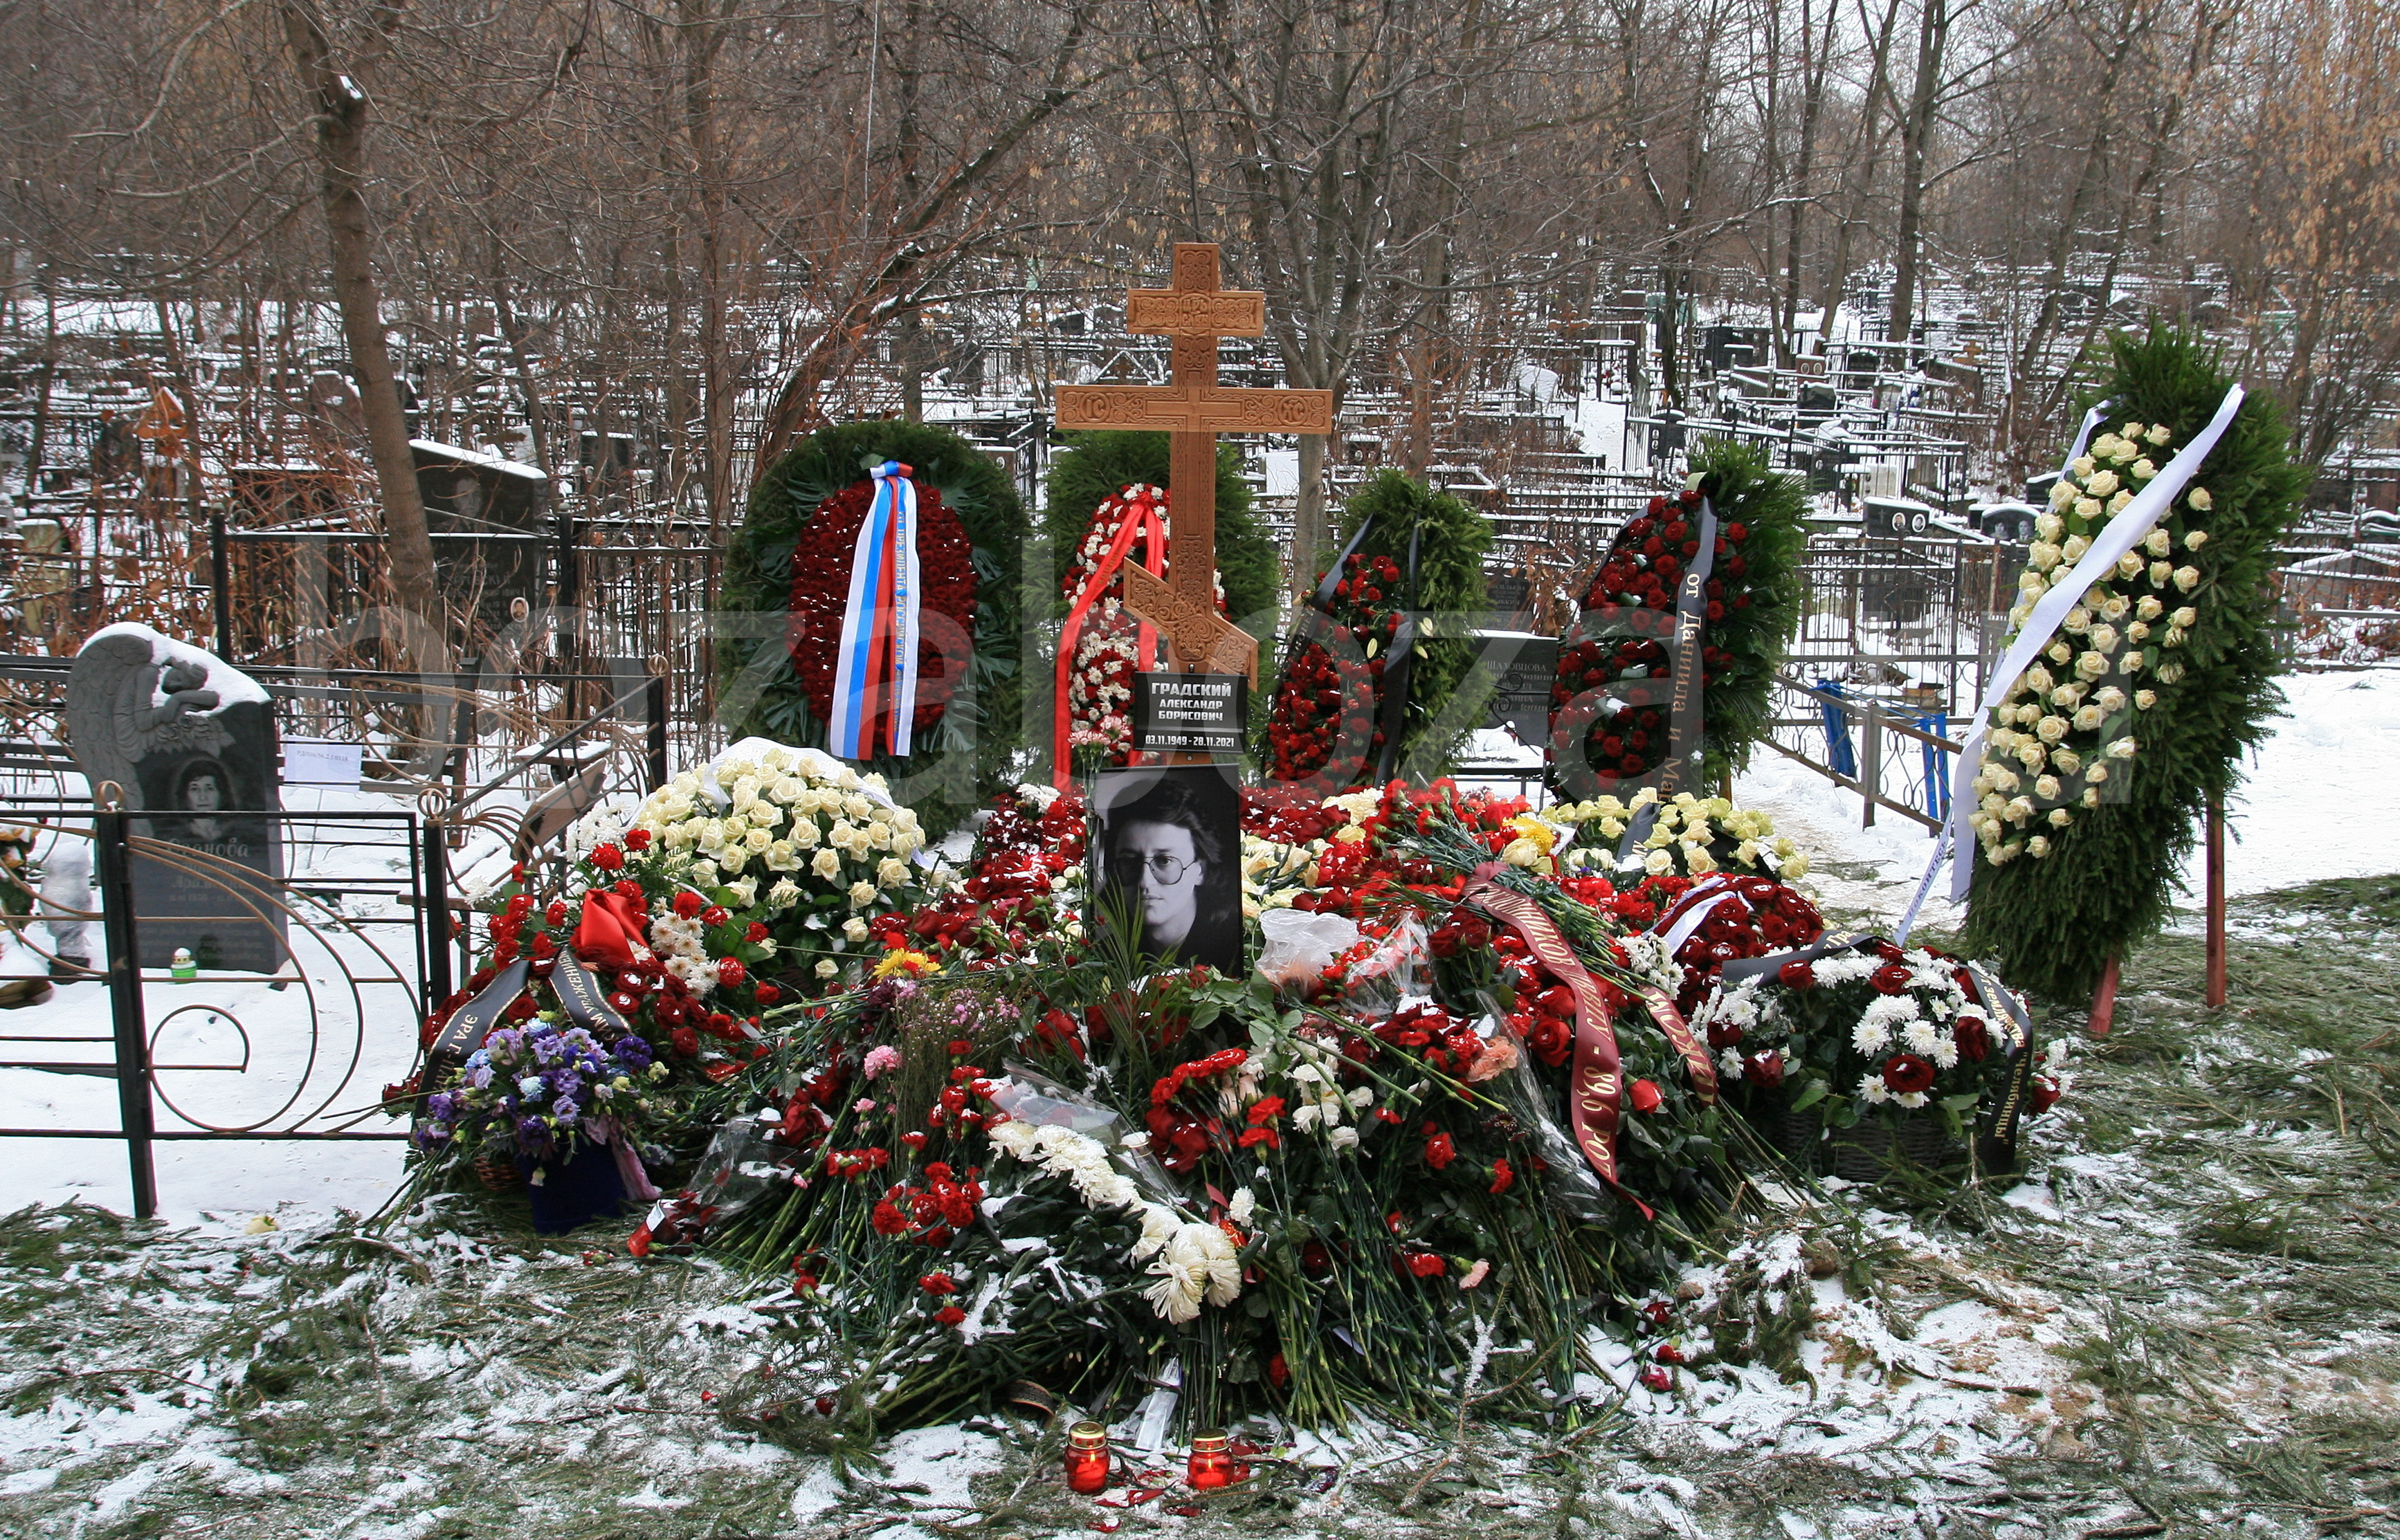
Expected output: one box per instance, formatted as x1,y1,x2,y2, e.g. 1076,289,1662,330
1882,1054,1937,1095
755,983,781,1006
871,1201,907,1236
1424,1132,1456,1170
932,1305,967,1327
1404,1251,1446,1278
919,1272,957,1294
673,890,703,919
1489,1157,1514,1195
590,843,624,872
717,957,747,989
1639,1366,1673,1392
1628,1079,1664,1113
625,827,653,852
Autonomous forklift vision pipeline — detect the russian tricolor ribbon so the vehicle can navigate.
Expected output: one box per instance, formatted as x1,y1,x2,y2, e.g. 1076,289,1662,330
1054,486,1168,785
828,461,924,760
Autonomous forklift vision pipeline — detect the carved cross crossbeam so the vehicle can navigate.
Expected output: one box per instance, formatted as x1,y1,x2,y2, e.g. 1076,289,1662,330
1055,244,1334,686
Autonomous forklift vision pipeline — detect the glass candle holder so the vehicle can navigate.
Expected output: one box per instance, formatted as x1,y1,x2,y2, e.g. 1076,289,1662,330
1064,1421,1111,1494
1186,1429,1234,1489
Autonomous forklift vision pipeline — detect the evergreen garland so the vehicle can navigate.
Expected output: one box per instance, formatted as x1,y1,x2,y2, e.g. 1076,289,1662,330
1042,431,1280,632
1547,439,1807,791
720,421,1030,838
1265,470,1491,784
1960,329,2307,1002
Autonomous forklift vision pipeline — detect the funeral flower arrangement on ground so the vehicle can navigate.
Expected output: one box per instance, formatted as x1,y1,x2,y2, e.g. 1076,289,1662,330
491,772,2066,1436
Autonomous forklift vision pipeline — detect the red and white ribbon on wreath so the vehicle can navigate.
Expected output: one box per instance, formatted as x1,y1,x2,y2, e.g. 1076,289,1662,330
828,460,924,761
1053,484,1168,784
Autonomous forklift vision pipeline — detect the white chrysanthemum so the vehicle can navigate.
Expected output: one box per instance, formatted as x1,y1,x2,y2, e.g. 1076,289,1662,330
1857,1076,1891,1105
1853,1018,1892,1055
1902,1020,1941,1055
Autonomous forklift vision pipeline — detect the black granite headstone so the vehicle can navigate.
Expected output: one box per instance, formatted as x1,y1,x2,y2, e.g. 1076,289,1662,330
66,627,287,973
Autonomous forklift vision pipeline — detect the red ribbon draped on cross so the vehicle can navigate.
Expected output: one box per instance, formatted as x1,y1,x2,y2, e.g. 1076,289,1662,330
1053,485,1169,785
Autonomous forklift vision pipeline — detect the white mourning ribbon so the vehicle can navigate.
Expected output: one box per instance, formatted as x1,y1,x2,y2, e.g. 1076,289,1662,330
1898,385,2245,931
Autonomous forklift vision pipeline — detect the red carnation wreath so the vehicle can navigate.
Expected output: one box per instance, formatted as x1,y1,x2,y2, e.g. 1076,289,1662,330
787,475,980,741
1549,488,1749,782
1266,549,1405,783
1059,483,1226,771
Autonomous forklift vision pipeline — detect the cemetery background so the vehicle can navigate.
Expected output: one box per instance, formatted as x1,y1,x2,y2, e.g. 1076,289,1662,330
2,0,2400,1534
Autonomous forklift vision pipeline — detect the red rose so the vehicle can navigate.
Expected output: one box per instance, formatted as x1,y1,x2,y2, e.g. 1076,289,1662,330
1882,1054,1936,1095
1954,1015,1990,1063
932,1305,966,1327
671,1027,700,1057
1628,1079,1664,1113
1870,963,1913,996
1639,1367,1672,1392
1424,1132,1456,1170
1706,1020,1745,1050
1745,1051,1785,1088
1267,1353,1289,1388
1655,1342,1685,1364
2030,1074,2062,1112
919,1272,956,1294
590,843,625,872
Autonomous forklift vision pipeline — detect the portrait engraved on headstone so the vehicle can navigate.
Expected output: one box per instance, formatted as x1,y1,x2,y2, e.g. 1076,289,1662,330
65,625,286,973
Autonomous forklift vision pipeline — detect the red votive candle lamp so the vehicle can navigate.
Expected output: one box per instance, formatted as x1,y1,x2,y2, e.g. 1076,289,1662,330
1064,1421,1111,1494
1186,1429,1234,1489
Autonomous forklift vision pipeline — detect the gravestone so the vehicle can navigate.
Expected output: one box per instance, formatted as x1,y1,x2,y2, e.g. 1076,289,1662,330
65,625,286,973
412,440,550,634
1466,630,1561,747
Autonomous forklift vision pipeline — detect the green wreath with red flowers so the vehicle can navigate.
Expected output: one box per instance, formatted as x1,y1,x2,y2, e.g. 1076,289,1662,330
1548,439,1806,791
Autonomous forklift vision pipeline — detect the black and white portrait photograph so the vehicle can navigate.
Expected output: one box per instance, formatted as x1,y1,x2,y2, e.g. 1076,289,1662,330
1087,763,1244,976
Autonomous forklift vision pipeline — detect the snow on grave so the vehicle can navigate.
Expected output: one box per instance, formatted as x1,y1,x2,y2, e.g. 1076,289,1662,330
64,624,284,973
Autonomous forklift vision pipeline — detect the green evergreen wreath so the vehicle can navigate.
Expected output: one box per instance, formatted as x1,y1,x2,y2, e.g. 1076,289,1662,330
1266,470,1491,784
1960,329,2307,1002
720,421,1029,838
1547,439,1806,791
1042,430,1280,632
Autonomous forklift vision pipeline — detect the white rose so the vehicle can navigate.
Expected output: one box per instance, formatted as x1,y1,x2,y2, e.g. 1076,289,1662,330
2145,423,2172,446
2075,650,2109,680
2052,748,2081,773
2035,775,2061,800
2172,566,2200,592
2062,535,2091,562
2134,690,2156,708
2187,487,2212,511
2048,641,2074,666
848,881,879,909
2073,705,2104,731
878,857,911,886
2084,470,2120,497
2107,736,2138,759
2071,455,2098,478
2130,458,2156,481
812,849,842,879
2048,807,2073,828
768,879,801,910
2185,528,2208,549
2026,834,2051,857
2086,762,2109,784
815,959,840,979
2073,498,2103,522
2037,713,2070,742
2089,624,2118,652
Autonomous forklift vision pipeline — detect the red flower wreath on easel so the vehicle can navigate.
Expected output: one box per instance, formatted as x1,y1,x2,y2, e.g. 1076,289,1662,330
787,475,981,742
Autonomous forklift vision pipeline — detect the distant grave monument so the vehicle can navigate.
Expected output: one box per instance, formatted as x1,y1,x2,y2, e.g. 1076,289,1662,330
65,625,286,973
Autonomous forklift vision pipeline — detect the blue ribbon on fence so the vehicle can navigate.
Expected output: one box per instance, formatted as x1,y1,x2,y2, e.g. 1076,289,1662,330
1915,711,1949,818
1816,679,1857,778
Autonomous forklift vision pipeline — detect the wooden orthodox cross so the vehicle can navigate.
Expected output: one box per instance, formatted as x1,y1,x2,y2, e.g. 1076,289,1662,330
1055,243,1334,686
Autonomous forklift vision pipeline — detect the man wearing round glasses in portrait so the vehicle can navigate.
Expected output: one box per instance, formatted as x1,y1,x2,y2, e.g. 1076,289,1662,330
1089,767,1244,975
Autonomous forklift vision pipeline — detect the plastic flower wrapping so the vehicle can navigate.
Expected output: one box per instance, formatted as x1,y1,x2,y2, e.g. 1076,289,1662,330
392,764,2064,1436
1970,419,2208,865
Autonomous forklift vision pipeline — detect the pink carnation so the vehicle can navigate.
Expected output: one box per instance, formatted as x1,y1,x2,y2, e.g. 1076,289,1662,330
862,1045,902,1081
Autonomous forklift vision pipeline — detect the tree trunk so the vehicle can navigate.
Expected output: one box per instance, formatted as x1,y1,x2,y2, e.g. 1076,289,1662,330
677,0,733,531
1292,430,1329,596
1888,0,1950,349
279,0,443,645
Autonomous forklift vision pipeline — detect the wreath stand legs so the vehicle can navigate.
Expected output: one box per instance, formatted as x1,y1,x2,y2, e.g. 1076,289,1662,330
2206,792,2228,1009
2088,955,2121,1036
